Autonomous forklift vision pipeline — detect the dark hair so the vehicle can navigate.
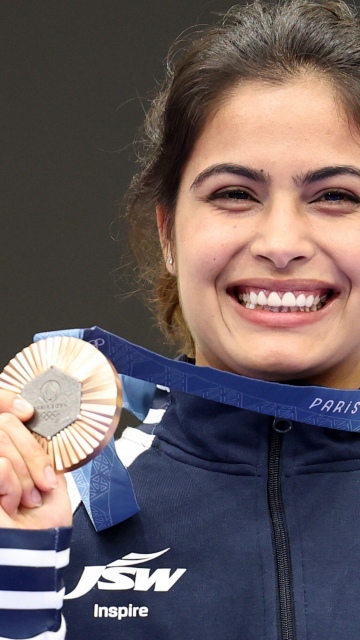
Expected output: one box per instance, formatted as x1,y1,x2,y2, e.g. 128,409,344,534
126,0,360,356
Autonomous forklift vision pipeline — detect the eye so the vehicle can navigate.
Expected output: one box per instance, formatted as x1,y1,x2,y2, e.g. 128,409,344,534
208,188,252,201
315,190,360,204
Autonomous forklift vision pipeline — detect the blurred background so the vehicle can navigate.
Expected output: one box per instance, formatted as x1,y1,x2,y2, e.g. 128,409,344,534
0,0,233,368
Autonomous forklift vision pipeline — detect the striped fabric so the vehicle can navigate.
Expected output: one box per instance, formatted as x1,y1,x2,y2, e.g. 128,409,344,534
0,527,72,640
0,384,169,640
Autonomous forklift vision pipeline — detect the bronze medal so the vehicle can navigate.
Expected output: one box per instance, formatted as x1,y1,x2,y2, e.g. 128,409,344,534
0,336,122,472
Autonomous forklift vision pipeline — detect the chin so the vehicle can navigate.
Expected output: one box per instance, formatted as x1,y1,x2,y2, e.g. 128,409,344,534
230,352,319,383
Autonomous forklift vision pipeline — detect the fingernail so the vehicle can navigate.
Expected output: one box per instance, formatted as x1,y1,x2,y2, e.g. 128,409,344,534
44,465,58,488
31,487,42,507
13,397,33,413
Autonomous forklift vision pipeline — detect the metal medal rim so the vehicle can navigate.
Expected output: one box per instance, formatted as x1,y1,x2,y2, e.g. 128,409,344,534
0,336,122,472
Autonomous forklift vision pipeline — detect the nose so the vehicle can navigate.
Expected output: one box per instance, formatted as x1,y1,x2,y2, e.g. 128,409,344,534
250,197,315,269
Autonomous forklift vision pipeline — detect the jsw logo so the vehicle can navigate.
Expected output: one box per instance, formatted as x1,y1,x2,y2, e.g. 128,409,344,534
65,548,186,600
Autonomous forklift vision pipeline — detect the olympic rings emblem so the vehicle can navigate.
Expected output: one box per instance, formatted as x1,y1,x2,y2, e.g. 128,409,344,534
89,338,105,349
40,411,58,421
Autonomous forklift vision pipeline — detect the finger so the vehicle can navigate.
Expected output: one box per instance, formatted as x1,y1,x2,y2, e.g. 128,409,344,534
0,389,33,420
31,475,72,528
0,395,44,506
0,412,58,493
0,456,22,519
0,428,44,508
2,475,72,530
0,464,72,530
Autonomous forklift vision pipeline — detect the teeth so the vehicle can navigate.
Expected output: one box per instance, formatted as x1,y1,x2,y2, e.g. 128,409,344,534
282,291,296,307
257,290,267,306
296,293,306,307
238,288,329,313
267,291,282,307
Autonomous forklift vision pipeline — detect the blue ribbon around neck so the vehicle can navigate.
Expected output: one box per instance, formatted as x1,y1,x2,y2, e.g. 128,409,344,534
34,326,360,531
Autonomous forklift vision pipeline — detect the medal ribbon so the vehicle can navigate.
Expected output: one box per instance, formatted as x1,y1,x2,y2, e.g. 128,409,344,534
35,326,360,531
79,326,360,430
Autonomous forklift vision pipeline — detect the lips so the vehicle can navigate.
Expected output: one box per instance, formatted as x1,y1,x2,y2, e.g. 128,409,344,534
230,286,334,312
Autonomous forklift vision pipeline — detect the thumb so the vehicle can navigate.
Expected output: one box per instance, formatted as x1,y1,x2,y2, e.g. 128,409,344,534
0,390,34,420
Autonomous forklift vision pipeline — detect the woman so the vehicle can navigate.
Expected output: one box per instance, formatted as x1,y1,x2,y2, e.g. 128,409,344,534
1,0,360,638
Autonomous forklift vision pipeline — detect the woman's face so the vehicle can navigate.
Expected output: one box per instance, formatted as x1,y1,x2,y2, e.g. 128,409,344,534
161,77,360,387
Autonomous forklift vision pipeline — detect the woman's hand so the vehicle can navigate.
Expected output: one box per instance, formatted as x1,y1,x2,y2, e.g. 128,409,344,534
0,390,72,529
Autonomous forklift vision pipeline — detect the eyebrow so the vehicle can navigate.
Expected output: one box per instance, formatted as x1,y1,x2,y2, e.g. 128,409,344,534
295,165,360,186
190,164,270,190
190,163,360,190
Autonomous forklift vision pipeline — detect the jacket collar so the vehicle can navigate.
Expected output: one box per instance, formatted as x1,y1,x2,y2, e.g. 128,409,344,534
152,388,360,473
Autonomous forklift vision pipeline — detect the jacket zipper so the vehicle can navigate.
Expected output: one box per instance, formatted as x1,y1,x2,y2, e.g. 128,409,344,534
268,425,296,640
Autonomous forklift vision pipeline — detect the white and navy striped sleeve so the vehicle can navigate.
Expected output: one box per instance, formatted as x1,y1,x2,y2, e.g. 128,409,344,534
0,527,72,640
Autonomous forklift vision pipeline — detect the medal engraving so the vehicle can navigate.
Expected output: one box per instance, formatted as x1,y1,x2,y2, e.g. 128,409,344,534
0,337,122,472
21,367,81,438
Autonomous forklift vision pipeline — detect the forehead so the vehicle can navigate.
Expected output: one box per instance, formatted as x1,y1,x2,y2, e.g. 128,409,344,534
179,78,360,186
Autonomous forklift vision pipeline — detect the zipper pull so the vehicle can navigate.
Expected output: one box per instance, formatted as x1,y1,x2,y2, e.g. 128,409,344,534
272,418,293,434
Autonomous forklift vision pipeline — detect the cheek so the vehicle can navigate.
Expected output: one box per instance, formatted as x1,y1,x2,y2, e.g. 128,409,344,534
329,235,360,287
177,242,232,284
175,219,242,280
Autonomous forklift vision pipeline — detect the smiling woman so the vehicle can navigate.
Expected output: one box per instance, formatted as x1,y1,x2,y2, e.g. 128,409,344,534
161,78,360,387
127,0,360,364
4,2,360,640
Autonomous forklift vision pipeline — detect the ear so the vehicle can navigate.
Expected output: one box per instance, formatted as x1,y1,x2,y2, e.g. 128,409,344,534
156,205,176,275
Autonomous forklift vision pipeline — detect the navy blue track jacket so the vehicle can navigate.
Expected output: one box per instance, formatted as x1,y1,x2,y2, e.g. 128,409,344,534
2,386,360,640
